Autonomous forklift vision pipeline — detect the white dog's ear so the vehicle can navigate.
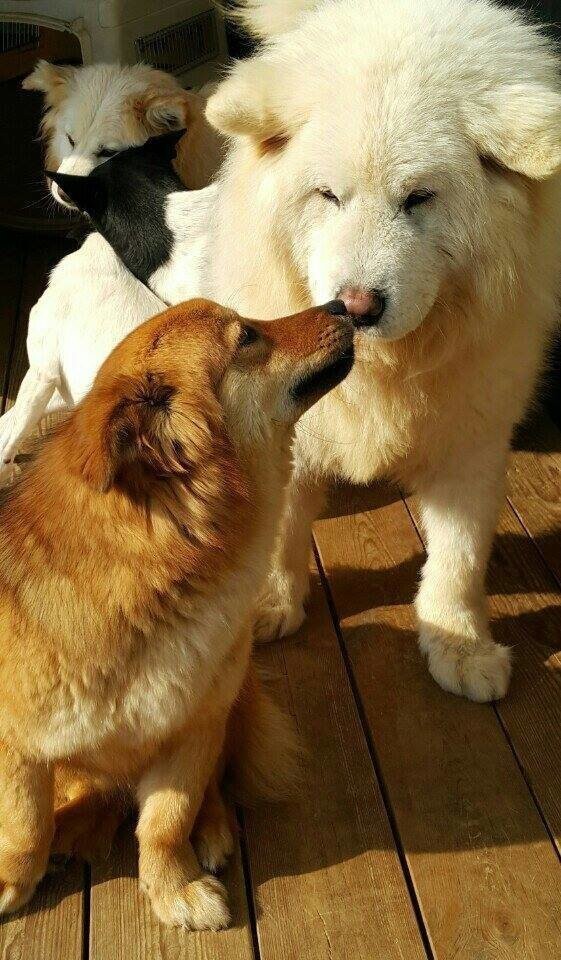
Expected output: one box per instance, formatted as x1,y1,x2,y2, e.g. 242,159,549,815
206,60,289,150
137,89,198,135
229,0,317,39
22,60,74,104
467,83,561,179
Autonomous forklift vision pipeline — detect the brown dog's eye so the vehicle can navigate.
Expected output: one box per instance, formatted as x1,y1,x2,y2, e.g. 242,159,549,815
403,189,435,213
238,325,260,348
317,188,340,206
67,134,75,148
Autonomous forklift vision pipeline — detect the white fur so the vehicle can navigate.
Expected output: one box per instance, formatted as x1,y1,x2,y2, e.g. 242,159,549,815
0,186,216,480
23,61,221,204
232,0,318,37
202,0,561,700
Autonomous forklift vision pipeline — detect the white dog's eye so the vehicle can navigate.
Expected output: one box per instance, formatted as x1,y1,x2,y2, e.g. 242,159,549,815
402,189,435,213
317,188,340,206
67,134,75,148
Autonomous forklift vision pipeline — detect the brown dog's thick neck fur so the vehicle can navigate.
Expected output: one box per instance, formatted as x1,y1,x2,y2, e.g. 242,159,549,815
0,298,353,927
0,307,252,777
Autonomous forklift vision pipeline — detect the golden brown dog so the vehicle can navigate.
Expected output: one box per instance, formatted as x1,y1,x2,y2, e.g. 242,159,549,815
0,298,353,929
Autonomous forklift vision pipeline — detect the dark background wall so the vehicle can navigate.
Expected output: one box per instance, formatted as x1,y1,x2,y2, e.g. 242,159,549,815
502,1,561,426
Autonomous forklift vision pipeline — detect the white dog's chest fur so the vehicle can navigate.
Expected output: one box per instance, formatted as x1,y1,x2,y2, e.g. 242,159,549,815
296,363,417,483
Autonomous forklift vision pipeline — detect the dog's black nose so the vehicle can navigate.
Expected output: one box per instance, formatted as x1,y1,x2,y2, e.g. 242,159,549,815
323,299,348,316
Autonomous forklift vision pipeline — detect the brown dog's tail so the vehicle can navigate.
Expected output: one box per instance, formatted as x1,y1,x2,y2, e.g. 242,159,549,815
225,664,303,804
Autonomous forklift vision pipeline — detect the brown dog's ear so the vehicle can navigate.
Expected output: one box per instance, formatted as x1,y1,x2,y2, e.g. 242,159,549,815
22,60,75,105
76,371,187,492
136,88,198,135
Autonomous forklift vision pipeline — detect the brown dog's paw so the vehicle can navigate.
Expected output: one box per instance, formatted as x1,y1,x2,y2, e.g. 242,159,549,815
253,592,305,644
51,793,128,863
0,878,37,915
192,813,235,874
148,874,231,930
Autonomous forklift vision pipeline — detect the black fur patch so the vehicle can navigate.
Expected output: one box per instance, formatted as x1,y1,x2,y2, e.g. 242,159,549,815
48,131,185,286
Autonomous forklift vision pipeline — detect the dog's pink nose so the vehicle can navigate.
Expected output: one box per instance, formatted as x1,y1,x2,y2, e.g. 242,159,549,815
338,286,387,327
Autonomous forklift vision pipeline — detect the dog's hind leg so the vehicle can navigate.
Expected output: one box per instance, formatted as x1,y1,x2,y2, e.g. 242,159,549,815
51,784,128,865
0,367,61,479
191,777,235,874
0,741,54,914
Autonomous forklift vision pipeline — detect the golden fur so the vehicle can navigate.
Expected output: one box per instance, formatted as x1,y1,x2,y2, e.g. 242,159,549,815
0,298,353,928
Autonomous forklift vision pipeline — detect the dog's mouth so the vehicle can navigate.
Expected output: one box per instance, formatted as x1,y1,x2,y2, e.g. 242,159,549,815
46,176,77,210
290,348,354,403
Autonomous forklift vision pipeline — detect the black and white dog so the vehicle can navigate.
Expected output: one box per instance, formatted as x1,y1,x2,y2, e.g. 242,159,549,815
0,131,216,481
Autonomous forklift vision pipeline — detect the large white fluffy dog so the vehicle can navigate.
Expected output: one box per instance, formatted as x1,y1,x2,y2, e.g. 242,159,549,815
205,0,561,701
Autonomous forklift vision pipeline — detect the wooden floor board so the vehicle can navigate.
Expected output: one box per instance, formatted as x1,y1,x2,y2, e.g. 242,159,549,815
89,825,255,960
244,565,426,960
314,482,561,960
0,861,85,960
508,415,561,586
494,432,561,852
406,438,561,856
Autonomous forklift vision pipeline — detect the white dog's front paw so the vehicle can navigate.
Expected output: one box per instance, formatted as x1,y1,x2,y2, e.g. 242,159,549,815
253,588,306,644
420,629,512,702
0,459,20,488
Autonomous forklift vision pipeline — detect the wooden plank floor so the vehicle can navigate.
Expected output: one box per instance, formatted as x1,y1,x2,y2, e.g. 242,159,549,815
0,232,560,960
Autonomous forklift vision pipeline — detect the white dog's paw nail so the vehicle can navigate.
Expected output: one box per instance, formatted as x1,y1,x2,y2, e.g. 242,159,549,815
149,874,231,930
253,597,305,644
424,637,512,702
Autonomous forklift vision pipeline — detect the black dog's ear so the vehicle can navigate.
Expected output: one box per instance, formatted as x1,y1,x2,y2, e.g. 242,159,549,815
47,171,108,221
141,128,186,165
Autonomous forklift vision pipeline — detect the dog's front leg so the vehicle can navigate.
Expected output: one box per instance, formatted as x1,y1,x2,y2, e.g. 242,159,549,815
415,440,512,702
0,743,54,913
254,473,326,643
136,719,231,930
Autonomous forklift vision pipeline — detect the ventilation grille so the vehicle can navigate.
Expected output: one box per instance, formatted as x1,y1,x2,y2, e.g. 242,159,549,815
135,10,219,74
0,22,40,54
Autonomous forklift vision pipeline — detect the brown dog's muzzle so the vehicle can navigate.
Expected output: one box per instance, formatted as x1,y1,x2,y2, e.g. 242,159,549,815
284,302,355,403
